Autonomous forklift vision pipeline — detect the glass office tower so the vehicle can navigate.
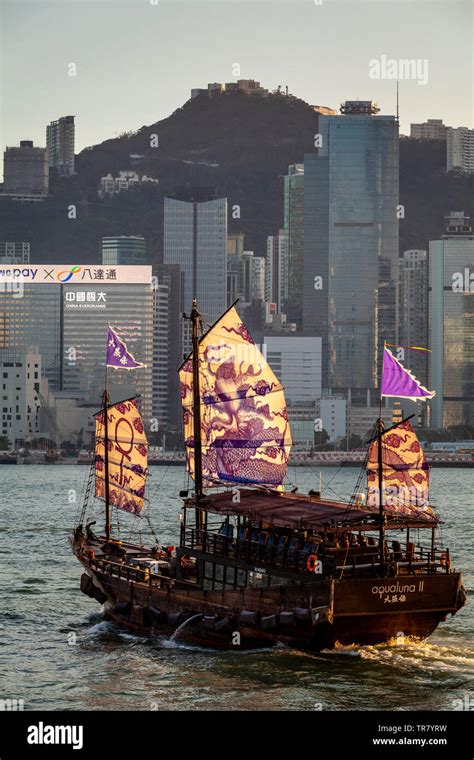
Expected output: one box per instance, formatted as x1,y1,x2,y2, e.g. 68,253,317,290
62,273,154,422
0,248,62,390
164,189,227,352
303,102,399,391
429,213,474,427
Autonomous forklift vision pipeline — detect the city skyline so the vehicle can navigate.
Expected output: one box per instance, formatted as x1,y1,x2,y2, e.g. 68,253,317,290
1,0,472,180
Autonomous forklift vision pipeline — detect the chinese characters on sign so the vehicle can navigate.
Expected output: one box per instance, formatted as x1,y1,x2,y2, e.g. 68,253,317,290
64,291,107,307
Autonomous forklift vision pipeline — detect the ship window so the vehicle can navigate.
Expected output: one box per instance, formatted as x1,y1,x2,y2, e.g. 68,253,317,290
204,561,214,580
236,569,247,587
225,566,236,587
215,564,224,582
203,578,213,590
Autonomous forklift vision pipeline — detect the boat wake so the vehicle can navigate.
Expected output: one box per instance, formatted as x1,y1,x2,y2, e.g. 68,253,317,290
321,638,474,675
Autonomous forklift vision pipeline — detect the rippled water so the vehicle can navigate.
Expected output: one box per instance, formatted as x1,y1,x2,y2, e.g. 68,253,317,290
1,464,472,711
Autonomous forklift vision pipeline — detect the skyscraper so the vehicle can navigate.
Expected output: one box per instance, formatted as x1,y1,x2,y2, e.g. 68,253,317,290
46,116,75,176
429,212,474,427
62,271,154,422
227,232,245,306
164,188,227,351
152,280,169,428
266,230,285,312
0,247,61,389
399,250,429,385
283,164,304,326
303,100,399,392
102,236,146,265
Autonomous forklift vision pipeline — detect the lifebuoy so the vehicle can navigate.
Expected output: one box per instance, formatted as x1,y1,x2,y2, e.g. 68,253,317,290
307,554,318,572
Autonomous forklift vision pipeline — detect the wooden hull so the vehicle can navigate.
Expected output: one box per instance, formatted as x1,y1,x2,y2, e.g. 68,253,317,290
77,554,465,651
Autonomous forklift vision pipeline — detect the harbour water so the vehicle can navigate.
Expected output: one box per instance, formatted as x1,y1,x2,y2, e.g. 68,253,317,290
0,464,472,711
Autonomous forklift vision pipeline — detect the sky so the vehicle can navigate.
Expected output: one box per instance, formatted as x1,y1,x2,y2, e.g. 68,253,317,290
0,0,472,175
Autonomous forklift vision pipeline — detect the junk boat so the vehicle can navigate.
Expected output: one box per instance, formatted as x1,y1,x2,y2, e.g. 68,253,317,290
71,304,466,650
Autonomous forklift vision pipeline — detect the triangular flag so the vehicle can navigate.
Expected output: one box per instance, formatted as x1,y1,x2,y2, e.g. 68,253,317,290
381,347,435,401
106,326,145,369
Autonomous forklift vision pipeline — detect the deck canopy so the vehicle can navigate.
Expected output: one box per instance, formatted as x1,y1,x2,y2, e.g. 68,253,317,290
185,488,438,531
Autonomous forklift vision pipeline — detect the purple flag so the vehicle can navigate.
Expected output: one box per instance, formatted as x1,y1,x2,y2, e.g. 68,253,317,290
381,347,435,401
106,326,144,369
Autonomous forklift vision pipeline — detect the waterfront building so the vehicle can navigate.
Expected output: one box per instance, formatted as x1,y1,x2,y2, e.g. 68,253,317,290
429,212,474,427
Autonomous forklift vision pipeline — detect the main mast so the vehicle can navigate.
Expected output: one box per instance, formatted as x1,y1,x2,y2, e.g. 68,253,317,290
190,299,204,530
377,416,385,568
102,388,111,542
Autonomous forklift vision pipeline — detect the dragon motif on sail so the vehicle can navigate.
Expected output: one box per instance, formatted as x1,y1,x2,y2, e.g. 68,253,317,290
179,307,292,486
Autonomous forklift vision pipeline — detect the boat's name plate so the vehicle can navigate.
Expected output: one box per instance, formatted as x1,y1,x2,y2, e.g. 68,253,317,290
371,579,424,604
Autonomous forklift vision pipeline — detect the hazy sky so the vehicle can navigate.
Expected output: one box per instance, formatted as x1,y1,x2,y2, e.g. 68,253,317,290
1,0,472,172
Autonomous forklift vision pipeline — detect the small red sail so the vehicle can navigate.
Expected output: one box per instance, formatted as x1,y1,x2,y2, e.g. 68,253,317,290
367,419,434,520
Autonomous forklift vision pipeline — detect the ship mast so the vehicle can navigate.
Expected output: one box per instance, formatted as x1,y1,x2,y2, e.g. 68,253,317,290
190,300,204,529
102,386,111,542
377,414,385,568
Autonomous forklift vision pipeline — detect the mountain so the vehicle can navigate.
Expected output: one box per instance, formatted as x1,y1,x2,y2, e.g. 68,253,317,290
0,91,472,263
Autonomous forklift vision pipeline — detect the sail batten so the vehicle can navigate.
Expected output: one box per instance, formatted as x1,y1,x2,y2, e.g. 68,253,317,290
94,397,148,515
180,306,292,487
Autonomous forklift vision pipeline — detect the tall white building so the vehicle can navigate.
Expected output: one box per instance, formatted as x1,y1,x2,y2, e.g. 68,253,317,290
318,396,347,442
266,230,285,312
264,335,321,406
0,347,42,445
252,256,266,301
152,281,169,428
46,116,75,176
447,127,474,173
264,335,321,448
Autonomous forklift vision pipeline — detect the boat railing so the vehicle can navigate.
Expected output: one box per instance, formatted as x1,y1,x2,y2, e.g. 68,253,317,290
182,527,453,577
89,557,197,589
338,543,452,576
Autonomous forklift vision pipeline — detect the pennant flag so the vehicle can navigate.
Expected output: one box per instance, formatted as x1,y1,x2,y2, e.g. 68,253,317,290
381,347,435,401
106,326,144,369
